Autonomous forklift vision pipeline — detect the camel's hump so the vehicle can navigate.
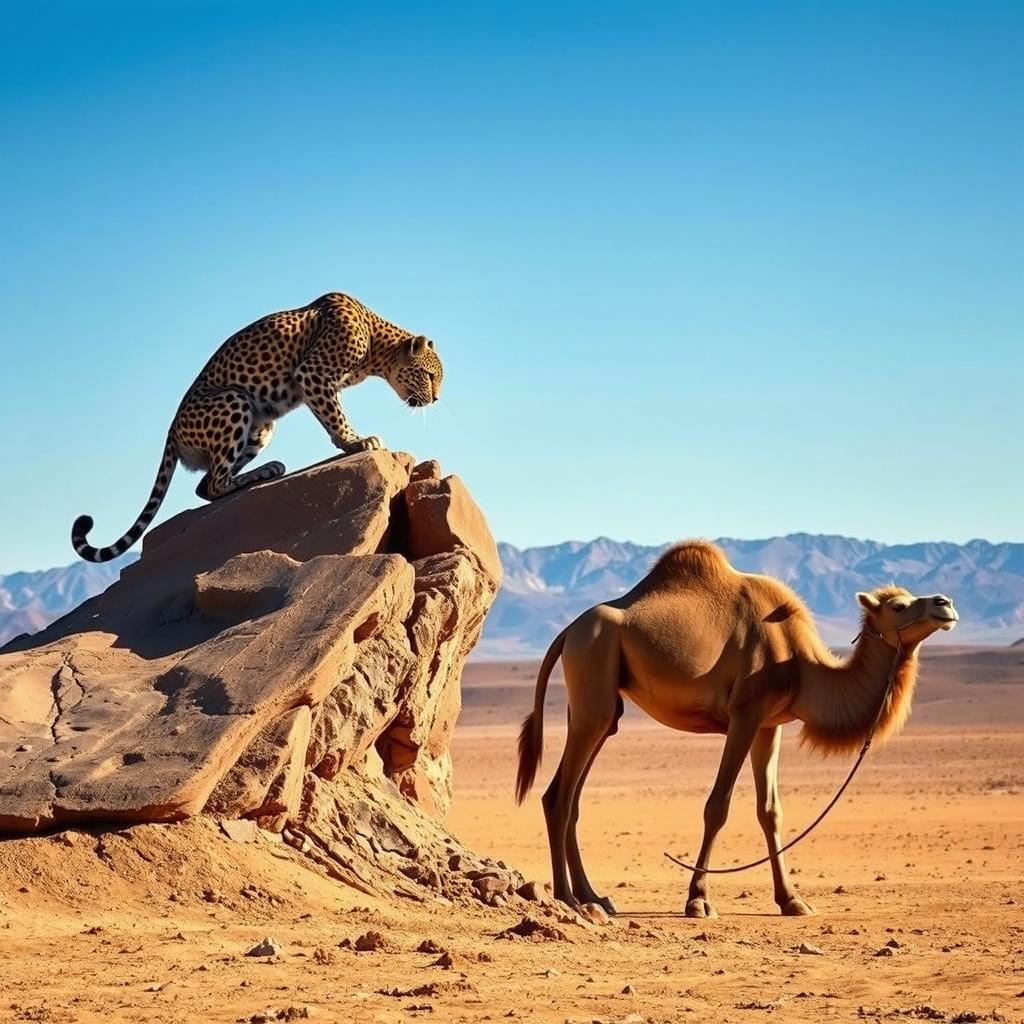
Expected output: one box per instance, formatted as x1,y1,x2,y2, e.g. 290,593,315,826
649,541,731,582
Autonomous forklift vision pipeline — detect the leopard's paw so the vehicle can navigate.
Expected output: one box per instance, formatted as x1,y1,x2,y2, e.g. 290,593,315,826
342,435,383,454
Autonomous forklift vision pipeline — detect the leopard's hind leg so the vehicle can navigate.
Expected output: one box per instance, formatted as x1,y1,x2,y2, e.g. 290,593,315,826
176,389,285,501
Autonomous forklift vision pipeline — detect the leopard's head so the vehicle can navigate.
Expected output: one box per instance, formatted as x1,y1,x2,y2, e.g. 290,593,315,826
389,335,443,407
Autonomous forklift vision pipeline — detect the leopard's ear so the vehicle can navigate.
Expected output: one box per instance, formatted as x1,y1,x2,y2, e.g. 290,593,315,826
407,335,428,356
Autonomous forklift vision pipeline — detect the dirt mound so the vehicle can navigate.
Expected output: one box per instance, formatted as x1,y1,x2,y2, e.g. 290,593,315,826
0,451,519,903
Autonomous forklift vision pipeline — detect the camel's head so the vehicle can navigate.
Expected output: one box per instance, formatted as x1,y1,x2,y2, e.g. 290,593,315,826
856,585,959,645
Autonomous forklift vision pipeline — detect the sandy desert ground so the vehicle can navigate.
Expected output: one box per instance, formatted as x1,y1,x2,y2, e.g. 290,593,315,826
1,646,1022,1023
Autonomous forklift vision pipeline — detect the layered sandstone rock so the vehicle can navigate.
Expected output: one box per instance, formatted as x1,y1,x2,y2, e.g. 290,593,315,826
0,452,520,901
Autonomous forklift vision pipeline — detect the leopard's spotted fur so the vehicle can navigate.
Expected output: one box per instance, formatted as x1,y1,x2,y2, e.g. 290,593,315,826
72,292,442,562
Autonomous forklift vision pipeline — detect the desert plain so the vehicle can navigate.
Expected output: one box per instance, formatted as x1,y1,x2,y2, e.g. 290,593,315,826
1,645,1021,1024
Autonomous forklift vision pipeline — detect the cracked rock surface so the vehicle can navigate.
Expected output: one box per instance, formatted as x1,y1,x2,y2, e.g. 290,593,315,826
0,451,511,900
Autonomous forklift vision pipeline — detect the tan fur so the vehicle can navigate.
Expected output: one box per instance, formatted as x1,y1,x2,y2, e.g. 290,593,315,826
517,541,958,916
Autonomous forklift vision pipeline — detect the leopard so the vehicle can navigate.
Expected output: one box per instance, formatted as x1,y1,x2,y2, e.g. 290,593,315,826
72,292,443,562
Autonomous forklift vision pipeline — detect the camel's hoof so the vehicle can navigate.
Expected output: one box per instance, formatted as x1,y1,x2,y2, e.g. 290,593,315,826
597,895,618,916
685,897,719,919
780,895,816,916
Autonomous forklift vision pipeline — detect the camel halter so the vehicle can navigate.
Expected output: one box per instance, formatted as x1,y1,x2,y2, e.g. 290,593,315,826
664,615,916,877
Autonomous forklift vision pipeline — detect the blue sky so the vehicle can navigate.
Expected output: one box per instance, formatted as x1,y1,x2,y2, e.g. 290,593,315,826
1,0,1021,574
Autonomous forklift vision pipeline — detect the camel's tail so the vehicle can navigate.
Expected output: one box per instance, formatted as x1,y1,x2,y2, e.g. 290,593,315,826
71,433,178,562
515,625,569,804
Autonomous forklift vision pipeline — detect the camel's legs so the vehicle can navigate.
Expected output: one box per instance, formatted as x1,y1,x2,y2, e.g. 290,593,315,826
749,726,815,916
566,696,624,913
542,622,621,909
685,711,761,918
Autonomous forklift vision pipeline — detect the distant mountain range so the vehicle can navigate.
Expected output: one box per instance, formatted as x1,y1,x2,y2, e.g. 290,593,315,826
483,534,1024,657
3,534,1023,654
0,556,133,647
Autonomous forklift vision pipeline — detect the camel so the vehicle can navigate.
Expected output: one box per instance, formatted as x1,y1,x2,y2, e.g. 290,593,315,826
515,541,958,917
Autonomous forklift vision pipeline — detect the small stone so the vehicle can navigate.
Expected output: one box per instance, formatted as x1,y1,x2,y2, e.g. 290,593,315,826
497,916,568,942
622,983,638,995
354,930,393,953
15,744,32,753
219,818,259,843
874,873,887,882
473,875,511,901
516,880,552,902
417,939,444,954
834,885,848,894
874,946,895,957
886,938,901,949
275,1008,310,1021
312,946,336,966
431,951,456,969
628,920,642,930
798,942,824,955
245,937,282,957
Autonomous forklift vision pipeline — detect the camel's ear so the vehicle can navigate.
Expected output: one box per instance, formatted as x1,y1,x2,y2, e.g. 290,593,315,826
857,592,881,612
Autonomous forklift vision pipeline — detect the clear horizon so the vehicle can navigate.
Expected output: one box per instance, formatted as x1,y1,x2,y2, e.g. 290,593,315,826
2,1,1021,575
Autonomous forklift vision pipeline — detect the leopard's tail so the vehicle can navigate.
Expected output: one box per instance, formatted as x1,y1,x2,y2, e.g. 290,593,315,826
72,434,179,563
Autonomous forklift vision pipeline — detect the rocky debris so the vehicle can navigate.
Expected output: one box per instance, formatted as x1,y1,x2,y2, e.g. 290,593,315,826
798,942,824,955
622,984,639,995
311,946,335,966
379,980,475,998
220,819,259,843
245,937,282,958
353,929,396,953
416,938,444,954
0,452,514,903
517,880,553,902
497,916,569,942
248,1009,310,1023
473,874,513,902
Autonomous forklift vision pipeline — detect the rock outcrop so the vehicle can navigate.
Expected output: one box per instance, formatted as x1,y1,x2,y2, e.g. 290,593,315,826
0,452,521,902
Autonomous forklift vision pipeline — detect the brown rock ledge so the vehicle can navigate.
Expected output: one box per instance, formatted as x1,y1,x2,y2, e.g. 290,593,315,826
0,451,520,902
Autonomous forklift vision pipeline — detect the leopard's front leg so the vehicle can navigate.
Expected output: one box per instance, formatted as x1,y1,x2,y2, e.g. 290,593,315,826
294,365,381,454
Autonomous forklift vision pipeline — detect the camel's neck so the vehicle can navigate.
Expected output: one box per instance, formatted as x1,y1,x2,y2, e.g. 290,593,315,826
791,631,920,755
